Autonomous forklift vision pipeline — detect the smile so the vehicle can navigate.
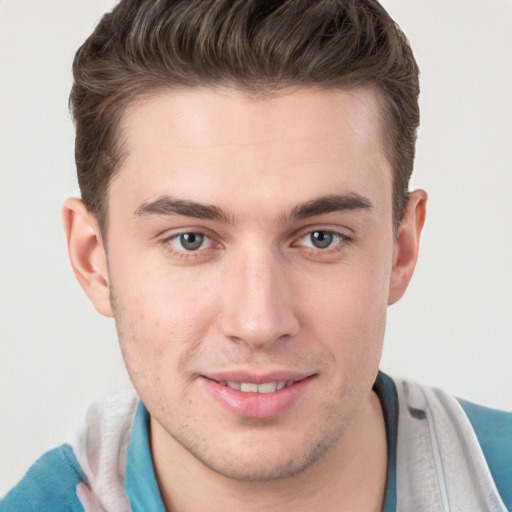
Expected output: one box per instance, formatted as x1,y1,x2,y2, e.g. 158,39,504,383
201,374,315,419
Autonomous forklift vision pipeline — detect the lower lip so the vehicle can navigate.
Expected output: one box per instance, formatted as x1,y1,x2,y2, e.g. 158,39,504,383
200,377,314,419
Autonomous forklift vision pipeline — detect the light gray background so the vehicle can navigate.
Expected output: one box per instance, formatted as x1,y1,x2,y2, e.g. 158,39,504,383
1,0,511,493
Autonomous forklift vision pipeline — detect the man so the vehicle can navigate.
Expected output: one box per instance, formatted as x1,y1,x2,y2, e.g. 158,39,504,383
2,1,510,511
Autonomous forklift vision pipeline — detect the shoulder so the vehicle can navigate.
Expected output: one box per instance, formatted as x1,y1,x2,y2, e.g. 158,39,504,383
394,377,512,510
1,444,86,511
457,397,512,509
457,396,512,443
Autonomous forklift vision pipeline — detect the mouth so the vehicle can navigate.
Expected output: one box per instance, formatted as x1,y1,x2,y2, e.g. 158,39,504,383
200,373,315,419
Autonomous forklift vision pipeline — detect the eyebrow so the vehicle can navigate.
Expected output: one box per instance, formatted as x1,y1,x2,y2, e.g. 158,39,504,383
288,193,373,220
134,192,373,223
134,196,233,223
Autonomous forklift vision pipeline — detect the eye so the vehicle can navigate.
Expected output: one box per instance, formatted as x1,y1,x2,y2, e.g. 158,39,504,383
169,232,211,251
298,230,345,249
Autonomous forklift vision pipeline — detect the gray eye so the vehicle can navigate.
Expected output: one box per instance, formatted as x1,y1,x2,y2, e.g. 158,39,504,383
179,233,204,251
310,231,333,249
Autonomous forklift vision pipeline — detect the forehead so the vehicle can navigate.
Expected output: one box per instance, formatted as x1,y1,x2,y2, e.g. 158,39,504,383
110,86,391,219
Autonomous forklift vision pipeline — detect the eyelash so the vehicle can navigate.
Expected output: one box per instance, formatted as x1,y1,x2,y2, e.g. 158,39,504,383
159,228,352,260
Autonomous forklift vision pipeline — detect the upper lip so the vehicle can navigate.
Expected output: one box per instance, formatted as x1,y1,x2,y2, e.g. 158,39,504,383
202,370,314,384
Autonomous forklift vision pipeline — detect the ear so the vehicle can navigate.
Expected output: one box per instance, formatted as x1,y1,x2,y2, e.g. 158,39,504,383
388,189,427,305
62,198,113,317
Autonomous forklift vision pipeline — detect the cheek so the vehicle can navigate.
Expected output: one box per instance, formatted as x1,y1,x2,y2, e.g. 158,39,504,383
296,250,391,371
112,253,217,328
300,253,390,330
109,262,221,381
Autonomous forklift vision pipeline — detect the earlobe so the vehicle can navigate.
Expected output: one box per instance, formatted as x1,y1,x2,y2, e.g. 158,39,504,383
388,189,427,306
62,198,113,317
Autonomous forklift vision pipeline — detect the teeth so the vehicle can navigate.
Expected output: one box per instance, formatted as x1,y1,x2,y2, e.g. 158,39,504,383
257,382,277,394
226,380,291,393
240,382,259,392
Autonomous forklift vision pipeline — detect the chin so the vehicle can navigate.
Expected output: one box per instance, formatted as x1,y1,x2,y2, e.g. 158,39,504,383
178,427,341,482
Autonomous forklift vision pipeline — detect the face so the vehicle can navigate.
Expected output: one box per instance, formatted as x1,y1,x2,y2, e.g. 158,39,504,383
82,87,417,481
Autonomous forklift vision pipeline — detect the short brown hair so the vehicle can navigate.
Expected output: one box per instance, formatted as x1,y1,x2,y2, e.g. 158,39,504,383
70,0,419,234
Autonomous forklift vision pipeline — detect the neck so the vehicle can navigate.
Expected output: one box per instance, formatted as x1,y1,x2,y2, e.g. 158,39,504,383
151,391,387,512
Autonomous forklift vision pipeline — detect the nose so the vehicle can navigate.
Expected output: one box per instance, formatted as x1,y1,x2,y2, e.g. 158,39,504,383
219,248,300,349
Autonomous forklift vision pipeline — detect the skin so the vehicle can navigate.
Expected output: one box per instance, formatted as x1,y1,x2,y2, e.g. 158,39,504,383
63,87,426,511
